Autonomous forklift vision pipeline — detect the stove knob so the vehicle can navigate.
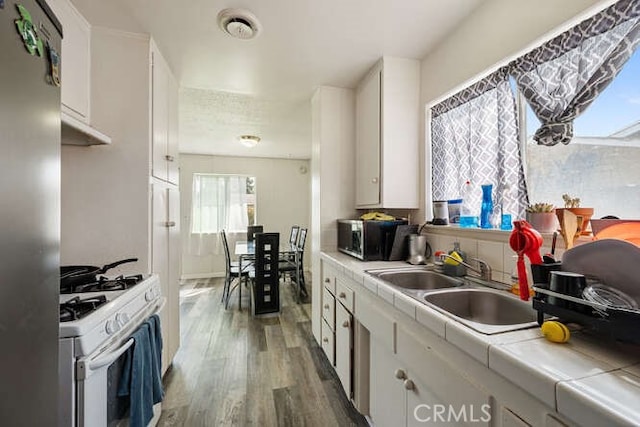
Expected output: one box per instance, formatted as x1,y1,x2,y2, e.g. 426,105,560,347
105,320,119,335
145,290,154,302
116,313,130,326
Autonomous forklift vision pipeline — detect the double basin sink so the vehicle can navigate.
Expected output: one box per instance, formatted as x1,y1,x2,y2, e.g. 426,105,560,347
368,268,539,335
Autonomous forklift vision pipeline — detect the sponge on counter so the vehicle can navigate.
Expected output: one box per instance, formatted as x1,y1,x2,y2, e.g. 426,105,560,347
444,251,463,265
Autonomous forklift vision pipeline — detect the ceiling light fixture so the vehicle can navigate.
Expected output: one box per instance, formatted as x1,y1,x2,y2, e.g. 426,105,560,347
238,135,261,148
217,8,262,40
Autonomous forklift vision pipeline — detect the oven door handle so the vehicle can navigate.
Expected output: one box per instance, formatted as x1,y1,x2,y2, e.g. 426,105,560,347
87,338,135,371
87,297,165,371
78,297,166,379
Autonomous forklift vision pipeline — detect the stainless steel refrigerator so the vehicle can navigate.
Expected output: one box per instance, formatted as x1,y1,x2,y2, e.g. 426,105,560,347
0,0,62,424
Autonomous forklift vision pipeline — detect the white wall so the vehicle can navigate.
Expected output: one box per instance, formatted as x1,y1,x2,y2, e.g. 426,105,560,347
61,28,151,275
418,0,613,221
180,154,311,277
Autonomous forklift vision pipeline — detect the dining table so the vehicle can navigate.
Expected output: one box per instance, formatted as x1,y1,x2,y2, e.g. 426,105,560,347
234,241,307,305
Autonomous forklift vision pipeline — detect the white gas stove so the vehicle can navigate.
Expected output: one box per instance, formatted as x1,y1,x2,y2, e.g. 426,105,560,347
59,274,164,426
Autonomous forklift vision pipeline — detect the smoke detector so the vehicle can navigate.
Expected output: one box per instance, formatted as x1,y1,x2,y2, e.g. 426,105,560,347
217,8,262,40
238,135,261,148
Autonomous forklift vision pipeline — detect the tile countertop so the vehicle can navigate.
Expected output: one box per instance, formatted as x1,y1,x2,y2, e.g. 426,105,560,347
320,251,640,427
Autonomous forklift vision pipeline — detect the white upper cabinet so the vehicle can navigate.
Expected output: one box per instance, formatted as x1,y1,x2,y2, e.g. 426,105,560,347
48,0,111,145
356,68,381,206
151,42,179,185
48,0,90,123
355,57,420,209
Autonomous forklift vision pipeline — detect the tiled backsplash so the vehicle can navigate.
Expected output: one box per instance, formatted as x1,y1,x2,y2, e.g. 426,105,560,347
424,226,566,285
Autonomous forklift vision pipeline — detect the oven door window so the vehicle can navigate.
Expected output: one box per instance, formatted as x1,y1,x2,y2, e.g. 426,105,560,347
77,336,137,427
107,352,130,427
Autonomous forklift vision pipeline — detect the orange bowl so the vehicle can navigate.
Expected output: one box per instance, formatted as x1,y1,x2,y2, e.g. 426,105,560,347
593,222,640,247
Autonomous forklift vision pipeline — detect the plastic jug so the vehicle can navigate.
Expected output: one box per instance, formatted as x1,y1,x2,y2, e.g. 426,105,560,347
459,181,479,228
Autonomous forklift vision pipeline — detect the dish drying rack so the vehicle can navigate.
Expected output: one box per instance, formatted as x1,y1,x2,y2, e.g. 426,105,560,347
532,287,640,344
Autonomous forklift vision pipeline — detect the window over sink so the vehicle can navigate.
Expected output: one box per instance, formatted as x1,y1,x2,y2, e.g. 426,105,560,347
429,0,640,224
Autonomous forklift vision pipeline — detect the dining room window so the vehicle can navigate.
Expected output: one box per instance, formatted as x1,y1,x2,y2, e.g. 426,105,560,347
190,174,256,233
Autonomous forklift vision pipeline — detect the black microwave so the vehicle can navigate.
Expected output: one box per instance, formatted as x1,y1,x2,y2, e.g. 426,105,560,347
337,219,408,261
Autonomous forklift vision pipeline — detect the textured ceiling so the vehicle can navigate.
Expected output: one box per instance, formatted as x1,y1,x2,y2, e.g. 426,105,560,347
179,88,311,159
70,0,483,159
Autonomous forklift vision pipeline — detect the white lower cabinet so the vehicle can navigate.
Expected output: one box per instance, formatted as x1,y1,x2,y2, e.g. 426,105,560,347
370,337,406,427
397,327,491,427
322,272,355,399
321,285,336,365
335,301,353,398
369,347,440,427
369,329,490,427
321,319,335,365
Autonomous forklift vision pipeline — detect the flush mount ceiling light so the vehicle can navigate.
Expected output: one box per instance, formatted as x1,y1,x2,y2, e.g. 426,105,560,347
217,8,262,40
238,135,261,148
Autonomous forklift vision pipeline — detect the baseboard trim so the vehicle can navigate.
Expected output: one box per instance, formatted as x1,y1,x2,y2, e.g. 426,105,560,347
181,269,311,282
181,272,225,280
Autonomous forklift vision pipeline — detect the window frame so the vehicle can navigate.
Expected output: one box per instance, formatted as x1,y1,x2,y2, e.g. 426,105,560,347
425,0,620,222
190,173,257,234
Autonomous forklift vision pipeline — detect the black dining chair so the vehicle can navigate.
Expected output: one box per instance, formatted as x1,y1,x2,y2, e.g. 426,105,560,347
247,225,264,242
296,228,308,295
289,225,300,247
278,225,299,274
249,232,280,315
278,227,308,302
220,229,252,309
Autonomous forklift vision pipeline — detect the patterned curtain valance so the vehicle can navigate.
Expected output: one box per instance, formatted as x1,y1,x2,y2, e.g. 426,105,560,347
431,67,510,118
511,0,640,146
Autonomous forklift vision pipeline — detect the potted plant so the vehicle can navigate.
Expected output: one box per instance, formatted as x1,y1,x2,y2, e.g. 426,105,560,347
525,202,557,233
556,194,594,236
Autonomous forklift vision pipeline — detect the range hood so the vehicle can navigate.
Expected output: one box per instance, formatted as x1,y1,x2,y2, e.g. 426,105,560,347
61,111,112,146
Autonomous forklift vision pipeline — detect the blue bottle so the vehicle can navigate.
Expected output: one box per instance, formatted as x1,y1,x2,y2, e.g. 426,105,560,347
480,184,493,229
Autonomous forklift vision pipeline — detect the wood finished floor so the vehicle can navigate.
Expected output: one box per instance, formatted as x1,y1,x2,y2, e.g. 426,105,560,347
158,277,368,427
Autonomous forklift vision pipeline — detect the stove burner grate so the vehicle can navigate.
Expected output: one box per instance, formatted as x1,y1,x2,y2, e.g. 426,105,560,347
60,295,108,322
61,274,144,294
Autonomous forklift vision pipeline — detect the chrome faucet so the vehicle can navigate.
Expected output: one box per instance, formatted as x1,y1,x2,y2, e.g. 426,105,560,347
440,254,492,281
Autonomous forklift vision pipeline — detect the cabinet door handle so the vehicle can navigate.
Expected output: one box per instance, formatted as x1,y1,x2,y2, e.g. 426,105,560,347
372,177,378,184
394,369,406,380
324,304,330,310
338,292,346,299
322,337,329,343
324,278,331,283
165,221,176,227
165,155,175,162
342,320,350,328
403,379,415,391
